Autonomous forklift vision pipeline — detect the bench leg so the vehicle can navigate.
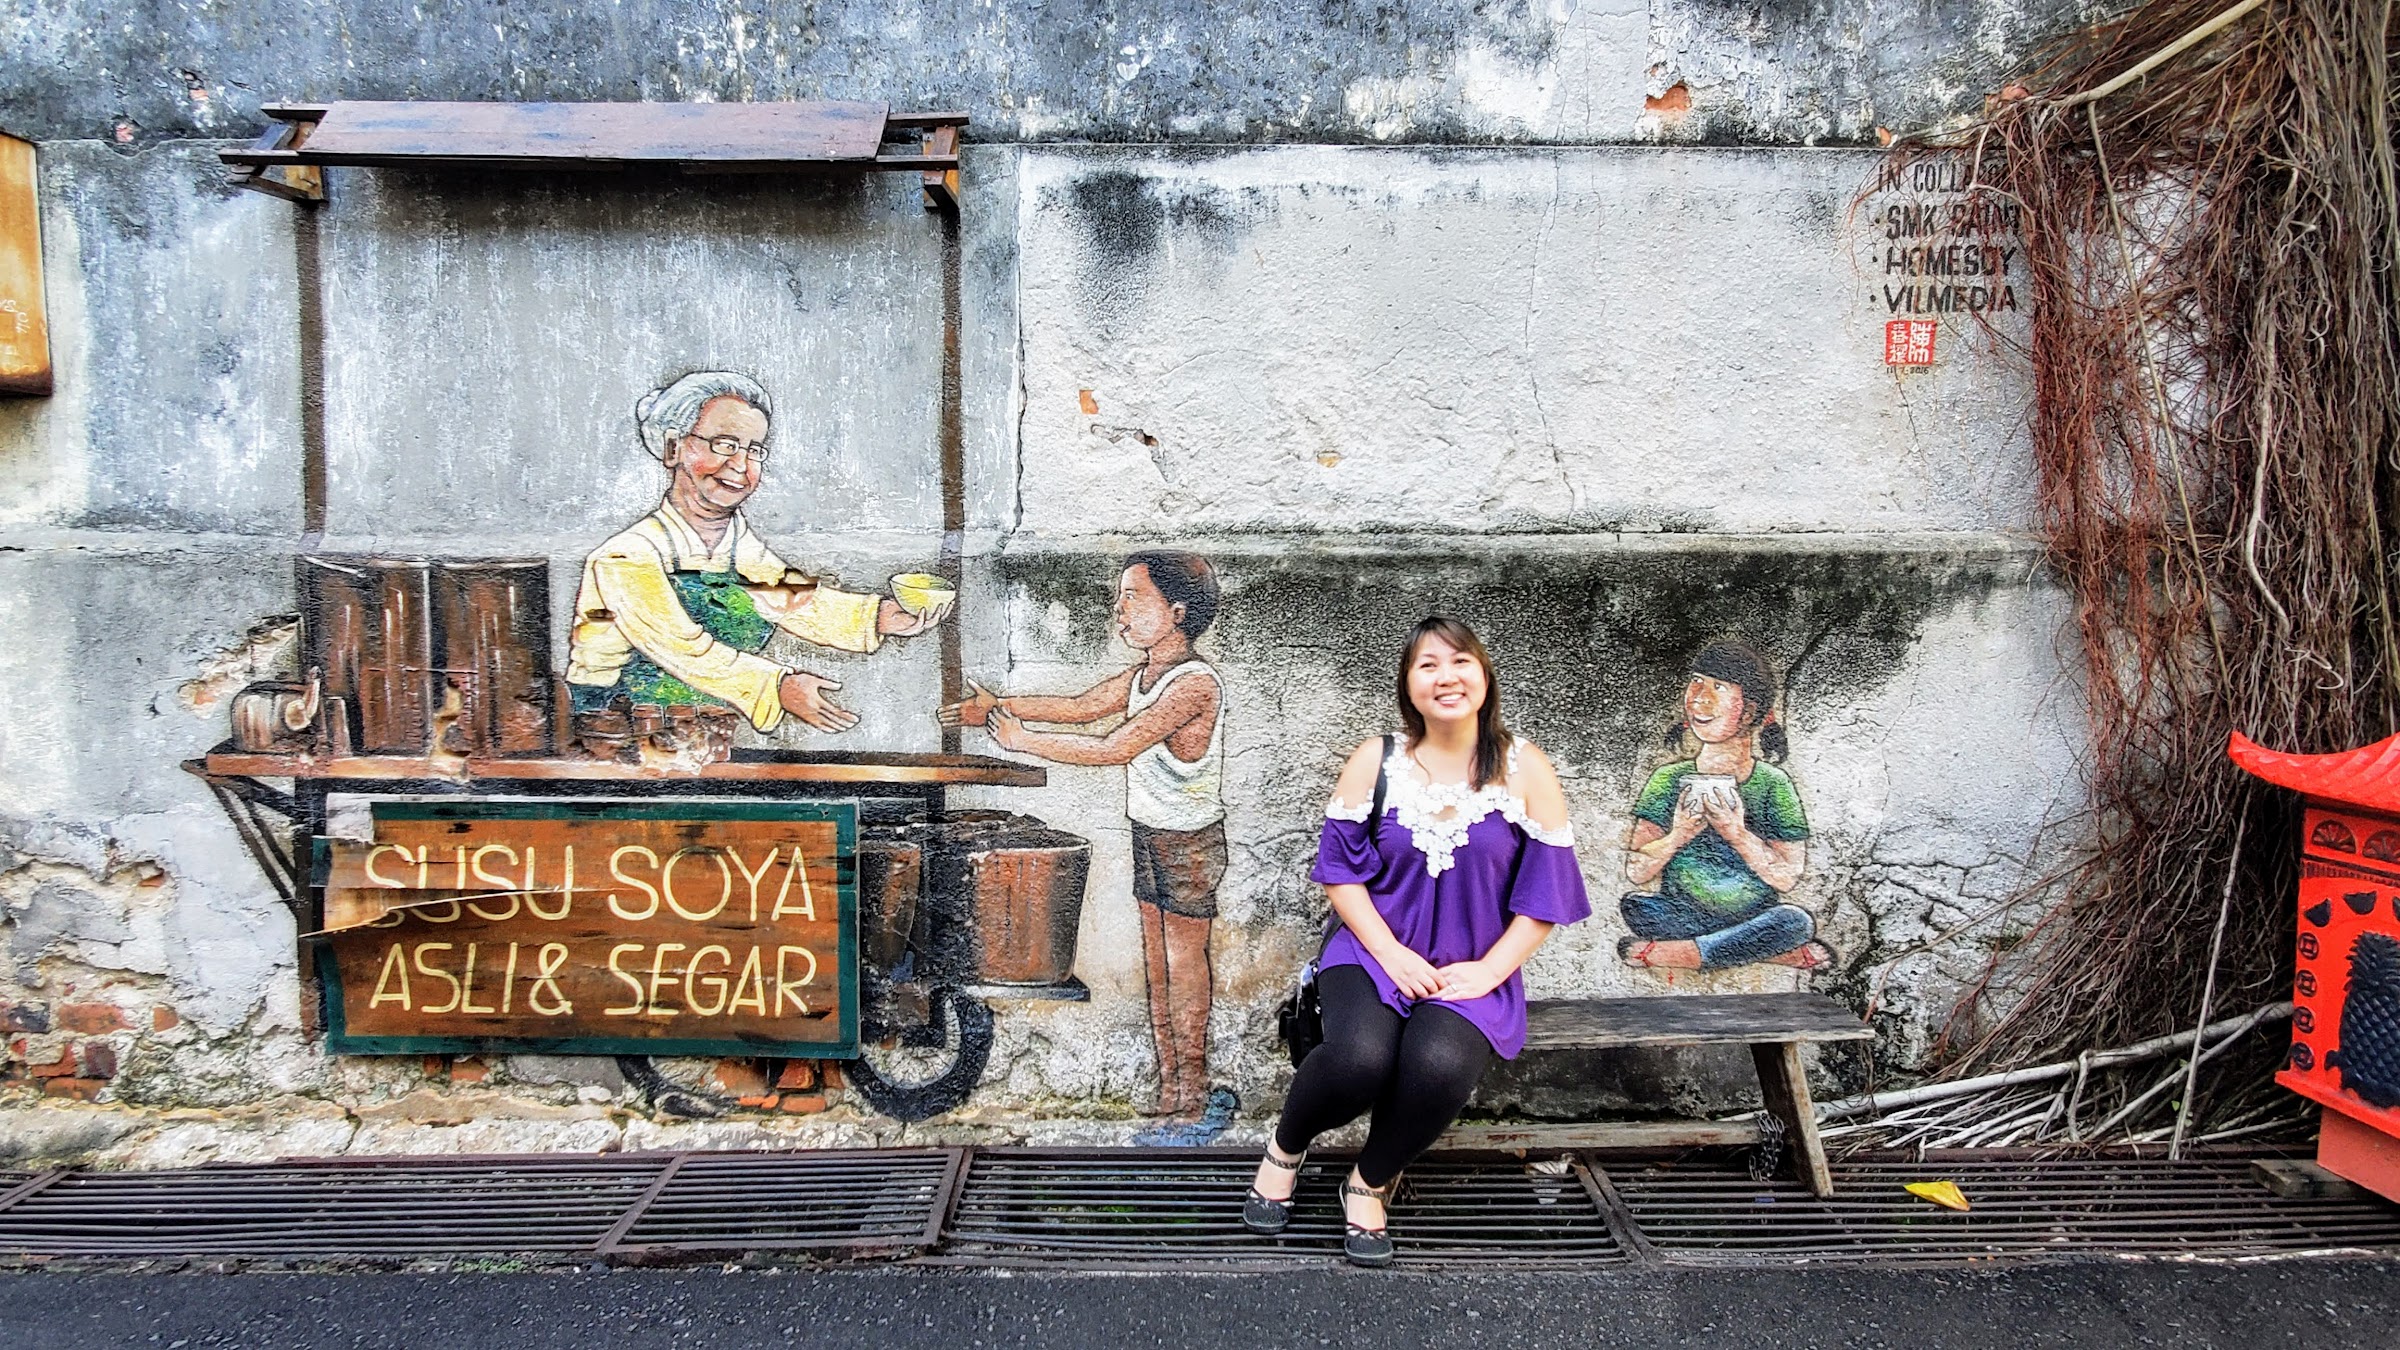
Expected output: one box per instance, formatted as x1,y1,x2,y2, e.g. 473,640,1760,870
1752,1040,1834,1197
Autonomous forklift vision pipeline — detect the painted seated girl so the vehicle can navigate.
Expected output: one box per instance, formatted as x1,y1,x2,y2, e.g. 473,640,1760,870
1618,639,1829,972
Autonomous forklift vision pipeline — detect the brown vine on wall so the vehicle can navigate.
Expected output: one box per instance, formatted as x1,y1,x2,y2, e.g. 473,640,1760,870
1881,0,2400,1130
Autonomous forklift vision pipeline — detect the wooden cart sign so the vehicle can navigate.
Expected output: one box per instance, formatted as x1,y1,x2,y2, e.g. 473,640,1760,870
313,799,857,1058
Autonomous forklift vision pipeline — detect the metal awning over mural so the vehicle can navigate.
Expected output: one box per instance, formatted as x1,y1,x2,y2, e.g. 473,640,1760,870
218,100,967,205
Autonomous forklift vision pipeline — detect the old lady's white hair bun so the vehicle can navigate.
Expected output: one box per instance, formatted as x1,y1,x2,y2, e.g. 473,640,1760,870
635,371,772,462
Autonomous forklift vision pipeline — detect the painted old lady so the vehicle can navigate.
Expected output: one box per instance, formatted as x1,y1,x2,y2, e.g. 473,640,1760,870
563,371,948,748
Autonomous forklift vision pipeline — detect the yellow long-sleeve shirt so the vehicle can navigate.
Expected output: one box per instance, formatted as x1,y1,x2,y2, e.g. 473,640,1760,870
563,503,883,731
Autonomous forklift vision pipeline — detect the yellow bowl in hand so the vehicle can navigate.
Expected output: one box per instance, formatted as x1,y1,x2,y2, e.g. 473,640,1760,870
891,571,957,616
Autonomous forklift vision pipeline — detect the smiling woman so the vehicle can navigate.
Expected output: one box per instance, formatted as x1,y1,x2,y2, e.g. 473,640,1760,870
1246,616,1591,1267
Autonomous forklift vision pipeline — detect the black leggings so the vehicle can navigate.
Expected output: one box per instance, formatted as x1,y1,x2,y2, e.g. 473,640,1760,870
1273,963,1494,1187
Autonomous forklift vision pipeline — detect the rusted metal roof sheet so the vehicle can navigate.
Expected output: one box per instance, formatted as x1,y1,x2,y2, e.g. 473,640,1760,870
288,99,892,166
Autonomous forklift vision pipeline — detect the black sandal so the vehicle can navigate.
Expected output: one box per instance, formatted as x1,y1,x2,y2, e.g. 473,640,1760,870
1340,1173,1396,1267
1242,1146,1307,1234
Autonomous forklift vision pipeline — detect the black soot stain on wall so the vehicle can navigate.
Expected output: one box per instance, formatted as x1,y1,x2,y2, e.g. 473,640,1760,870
996,544,2014,777
1056,169,1249,339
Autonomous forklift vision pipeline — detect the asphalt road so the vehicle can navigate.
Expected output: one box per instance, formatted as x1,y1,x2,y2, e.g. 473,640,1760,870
2,1260,2396,1349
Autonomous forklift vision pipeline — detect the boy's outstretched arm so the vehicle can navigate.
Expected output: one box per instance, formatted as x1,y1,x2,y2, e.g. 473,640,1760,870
988,672,1217,767
938,668,1137,729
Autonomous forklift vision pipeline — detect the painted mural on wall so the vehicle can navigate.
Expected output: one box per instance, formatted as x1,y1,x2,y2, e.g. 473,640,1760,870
941,550,1237,1144
1618,640,1829,974
564,370,949,752
170,357,2021,1145
193,371,1096,1126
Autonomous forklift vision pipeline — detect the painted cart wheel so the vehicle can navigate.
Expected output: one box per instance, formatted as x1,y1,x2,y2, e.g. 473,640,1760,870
846,987,994,1122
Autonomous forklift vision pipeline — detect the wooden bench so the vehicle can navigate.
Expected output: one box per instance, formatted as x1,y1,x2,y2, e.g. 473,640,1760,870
1442,992,1873,1196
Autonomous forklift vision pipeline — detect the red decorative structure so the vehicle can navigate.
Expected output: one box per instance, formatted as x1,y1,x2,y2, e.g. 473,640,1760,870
2229,729,2400,1202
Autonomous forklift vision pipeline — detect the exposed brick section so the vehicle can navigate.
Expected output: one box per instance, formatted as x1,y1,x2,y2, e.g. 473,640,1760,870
774,1060,818,1092
818,1062,844,1090
778,1094,828,1114
26,1046,75,1078
56,1003,129,1034
43,1077,105,1102
151,1005,180,1031
712,1058,770,1096
1645,82,1693,114
448,1057,489,1085
735,1094,781,1110
3,1005,51,1034
79,1043,118,1079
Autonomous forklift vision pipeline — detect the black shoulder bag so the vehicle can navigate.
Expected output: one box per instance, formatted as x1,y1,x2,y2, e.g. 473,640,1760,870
1275,734,1393,1068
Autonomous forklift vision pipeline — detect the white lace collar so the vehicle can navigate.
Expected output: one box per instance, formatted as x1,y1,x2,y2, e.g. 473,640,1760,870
1325,738,1575,876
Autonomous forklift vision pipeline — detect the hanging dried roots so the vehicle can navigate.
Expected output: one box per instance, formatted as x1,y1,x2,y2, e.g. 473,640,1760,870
1879,0,2400,1135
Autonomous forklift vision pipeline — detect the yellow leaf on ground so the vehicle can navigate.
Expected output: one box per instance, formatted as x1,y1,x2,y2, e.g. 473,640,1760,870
1905,1180,1971,1211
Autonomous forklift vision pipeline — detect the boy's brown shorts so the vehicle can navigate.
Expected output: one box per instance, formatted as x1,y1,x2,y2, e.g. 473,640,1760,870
1130,820,1228,920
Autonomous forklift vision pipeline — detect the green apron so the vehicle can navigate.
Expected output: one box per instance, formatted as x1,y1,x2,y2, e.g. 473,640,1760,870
578,569,773,713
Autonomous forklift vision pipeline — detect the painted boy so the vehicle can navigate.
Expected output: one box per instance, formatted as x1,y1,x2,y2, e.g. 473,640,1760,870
942,551,1232,1139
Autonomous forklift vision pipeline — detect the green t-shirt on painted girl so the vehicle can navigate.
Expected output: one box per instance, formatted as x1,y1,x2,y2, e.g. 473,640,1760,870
1631,761,1810,918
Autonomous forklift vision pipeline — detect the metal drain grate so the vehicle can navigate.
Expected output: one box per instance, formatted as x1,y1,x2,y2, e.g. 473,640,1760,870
5,1149,2393,1268
0,1154,669,1258
1611,1158,2400,1263
941,1149,1627,1267
606,1149,962,1259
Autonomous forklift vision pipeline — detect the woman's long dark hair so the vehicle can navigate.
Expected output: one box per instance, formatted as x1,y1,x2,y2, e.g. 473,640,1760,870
1396,615,1513,789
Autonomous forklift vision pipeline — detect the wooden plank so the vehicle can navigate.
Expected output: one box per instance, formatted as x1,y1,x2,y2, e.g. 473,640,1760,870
920,125,961,212
201,747,1043,788
0,1169,69,1216
1576,1160,1660,1264
0,132,50,397
316,802,858,1058
593,1153,686,1257
223,120,325,203
1439,1119,1762,1152
884,111,972,128
272,100,891,166
2252,1157,2359,1200
1523,993,1872,1050
1754,1040,1835,1197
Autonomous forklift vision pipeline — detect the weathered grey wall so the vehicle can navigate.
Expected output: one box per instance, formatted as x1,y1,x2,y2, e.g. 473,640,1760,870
4,0,2088,148
0,1,2085,1163
1012,145,2031,537
0,142,300,535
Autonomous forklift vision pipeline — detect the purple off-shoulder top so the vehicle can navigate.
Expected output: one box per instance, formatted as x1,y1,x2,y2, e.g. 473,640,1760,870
1310,747,1592,1059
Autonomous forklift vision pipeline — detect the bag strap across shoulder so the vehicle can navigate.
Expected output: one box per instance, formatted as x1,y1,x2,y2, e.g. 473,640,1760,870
1368,731,1393,843
1321,733,1396,946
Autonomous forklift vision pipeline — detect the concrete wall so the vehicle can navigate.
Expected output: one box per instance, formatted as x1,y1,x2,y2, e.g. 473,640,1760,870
7,0,2088,148
0,2,2081,1163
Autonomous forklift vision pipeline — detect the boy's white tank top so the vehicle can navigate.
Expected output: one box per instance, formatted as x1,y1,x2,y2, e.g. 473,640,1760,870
1125,660,1225,832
